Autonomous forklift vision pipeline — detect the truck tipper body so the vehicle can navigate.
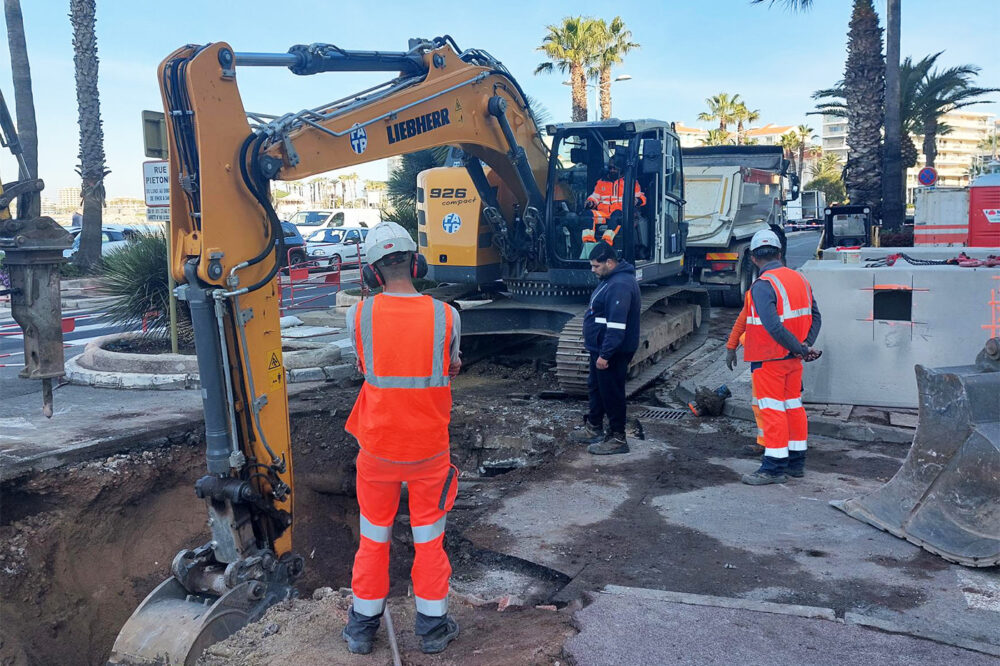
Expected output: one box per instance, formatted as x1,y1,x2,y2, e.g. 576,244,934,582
682,145,796,306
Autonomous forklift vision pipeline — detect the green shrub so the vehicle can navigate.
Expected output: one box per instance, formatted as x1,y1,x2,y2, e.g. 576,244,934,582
101,232,194,343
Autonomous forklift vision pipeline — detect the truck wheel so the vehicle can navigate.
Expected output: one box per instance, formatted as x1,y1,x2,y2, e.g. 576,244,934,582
709,290,726,307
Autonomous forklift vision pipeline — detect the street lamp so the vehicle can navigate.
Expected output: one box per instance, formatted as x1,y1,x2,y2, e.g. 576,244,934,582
562,74,633,121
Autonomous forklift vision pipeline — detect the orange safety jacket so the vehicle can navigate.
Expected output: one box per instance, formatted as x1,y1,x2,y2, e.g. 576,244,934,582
744,267,813,363
587,178,646,218
346,294,453,462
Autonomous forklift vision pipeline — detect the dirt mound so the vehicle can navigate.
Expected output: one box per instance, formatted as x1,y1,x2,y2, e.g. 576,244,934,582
197,589,575,666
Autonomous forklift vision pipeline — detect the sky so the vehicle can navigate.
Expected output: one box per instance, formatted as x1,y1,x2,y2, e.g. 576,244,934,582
1,0,997,201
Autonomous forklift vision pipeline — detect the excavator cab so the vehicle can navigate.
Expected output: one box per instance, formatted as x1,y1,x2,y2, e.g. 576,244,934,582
543,120,686,285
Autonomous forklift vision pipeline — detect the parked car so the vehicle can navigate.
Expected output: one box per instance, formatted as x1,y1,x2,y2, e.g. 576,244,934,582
289,208,381,234
63,226,132,259
306,226,368,269
279,221,307,268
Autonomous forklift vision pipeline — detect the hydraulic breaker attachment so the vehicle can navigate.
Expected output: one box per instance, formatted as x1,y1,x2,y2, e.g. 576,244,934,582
831,338,1000,567
0,215,73,417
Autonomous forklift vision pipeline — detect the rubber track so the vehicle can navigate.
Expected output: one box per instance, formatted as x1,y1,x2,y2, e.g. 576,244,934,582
554,286,701,398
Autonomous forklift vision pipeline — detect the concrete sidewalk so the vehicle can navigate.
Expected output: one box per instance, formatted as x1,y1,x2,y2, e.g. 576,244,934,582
672,348,918,445
567,587,999,665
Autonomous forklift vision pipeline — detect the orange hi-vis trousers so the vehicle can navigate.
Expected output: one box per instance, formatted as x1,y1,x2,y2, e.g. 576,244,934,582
351,449,459,618
753,358,807,458
750,372,765,446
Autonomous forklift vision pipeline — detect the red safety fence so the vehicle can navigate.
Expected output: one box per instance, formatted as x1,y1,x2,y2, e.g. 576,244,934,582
0,316,76,367
278,245,365,313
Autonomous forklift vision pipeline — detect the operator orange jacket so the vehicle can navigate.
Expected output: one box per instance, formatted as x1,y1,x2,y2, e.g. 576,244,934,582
587,177,646,218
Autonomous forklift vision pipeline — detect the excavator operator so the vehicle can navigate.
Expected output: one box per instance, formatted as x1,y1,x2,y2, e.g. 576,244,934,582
582,153,646,248
342,221,463,655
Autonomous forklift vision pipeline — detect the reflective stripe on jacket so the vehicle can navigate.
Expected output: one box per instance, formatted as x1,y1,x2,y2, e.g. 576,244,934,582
346,294,453,461
744,267,813,363
586,178,646,217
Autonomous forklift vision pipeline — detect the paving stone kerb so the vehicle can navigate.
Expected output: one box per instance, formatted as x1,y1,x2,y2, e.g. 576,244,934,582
675,379,914,445
65,333,357,390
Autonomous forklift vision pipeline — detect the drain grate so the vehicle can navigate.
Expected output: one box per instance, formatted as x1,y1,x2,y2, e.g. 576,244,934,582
635,407,688,421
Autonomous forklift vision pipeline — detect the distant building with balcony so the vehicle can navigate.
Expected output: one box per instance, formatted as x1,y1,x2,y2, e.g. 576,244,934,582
674,122,708,147
57,186,81,210
744,123,795,146
821,110,996,202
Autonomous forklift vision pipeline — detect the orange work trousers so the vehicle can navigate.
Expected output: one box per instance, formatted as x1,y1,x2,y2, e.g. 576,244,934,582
750,372,764,446
752,358,808,459
351,449,459,618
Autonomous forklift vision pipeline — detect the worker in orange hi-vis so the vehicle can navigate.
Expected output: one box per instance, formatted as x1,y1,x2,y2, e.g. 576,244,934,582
341,222,462,656
725,298,765,453
740,229,822,486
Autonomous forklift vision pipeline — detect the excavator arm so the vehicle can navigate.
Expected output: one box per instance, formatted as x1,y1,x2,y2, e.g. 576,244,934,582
110,36,552,665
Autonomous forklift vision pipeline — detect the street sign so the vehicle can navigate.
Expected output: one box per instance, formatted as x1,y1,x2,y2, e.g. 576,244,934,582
918,166,938,187
143,160,170,206
146,207,169,222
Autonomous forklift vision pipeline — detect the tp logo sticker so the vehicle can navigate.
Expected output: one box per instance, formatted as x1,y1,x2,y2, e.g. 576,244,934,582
442,212,462,234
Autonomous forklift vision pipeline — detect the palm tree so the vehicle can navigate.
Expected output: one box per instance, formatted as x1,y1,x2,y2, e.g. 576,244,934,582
733,102,760,145
535,17,602,122
814,152,844,179
701,128,734,146
796,124,816,180
915,63,998,168
4,0,40,219
779,131,802,175
590,17,638,120
384,148,449,236
70,0,109,271
698,93,741,132
755,0,900,226
978,135,999,159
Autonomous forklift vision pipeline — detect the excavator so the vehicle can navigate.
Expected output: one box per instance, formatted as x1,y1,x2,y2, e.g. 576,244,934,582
101,35,702,664
0,35,992,666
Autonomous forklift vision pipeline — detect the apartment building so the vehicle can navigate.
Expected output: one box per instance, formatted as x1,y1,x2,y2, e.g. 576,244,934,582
822,110,996,201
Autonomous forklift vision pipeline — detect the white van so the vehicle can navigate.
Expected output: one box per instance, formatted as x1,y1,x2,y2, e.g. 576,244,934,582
288,208,381,234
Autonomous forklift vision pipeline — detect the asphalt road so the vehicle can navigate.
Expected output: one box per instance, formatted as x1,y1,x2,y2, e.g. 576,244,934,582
785,229,821,269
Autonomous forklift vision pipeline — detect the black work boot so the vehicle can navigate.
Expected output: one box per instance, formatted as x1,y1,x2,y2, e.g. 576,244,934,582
588,432,629,455
418,615,460,654
741,470,788,485
787,450,806,478
570,417,604,445
342,607,381,654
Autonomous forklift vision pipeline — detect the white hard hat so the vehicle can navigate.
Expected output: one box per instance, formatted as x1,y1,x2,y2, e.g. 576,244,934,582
750,229,782,252
364,221,417,265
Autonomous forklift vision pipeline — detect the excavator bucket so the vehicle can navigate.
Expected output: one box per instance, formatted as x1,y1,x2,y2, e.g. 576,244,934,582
831,338,1000,567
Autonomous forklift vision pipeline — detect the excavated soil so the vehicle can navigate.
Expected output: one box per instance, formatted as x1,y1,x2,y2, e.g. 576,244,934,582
0,358,577,666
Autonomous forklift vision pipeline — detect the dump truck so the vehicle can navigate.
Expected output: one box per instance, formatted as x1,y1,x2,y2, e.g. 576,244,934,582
681,145,798,306
786,189,826,228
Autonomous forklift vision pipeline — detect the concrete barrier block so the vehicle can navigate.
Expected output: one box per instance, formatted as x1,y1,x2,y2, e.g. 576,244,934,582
288,367,326,383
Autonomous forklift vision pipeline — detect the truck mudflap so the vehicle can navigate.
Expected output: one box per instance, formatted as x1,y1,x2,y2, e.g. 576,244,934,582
830,339,1000,567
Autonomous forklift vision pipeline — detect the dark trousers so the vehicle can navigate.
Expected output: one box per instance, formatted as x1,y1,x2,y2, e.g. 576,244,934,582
587,350,634,435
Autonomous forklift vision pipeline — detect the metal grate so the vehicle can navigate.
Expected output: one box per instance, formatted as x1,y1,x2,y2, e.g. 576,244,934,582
635,407,688,421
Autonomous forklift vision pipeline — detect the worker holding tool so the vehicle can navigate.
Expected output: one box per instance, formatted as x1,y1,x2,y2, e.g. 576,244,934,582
582,154,646,249
725,297,765,454
740,229,822,485
570,241,641,455
342,222,462,655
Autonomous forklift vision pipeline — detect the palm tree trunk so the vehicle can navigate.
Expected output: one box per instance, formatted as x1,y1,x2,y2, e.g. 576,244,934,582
570,63,587,122
798,144,806,181
71,0,108,271
843,0,884,218
736,120,744,145
881,0,904,230
4,0,40,219
922,119,937,167
599,67,611,120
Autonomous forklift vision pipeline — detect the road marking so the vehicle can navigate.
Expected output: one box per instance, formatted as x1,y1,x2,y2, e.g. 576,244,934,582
958,570,1000,613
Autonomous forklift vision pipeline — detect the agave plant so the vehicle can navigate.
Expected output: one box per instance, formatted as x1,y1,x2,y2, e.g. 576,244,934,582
101,232,193,344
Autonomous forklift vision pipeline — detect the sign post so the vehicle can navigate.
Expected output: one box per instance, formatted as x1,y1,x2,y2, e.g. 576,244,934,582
143,158,177,353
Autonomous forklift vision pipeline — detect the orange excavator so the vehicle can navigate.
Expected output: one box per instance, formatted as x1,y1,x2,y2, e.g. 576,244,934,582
103,36,703,664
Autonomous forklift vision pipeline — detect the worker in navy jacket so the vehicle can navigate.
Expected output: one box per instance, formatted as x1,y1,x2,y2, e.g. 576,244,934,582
571,242,641,455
